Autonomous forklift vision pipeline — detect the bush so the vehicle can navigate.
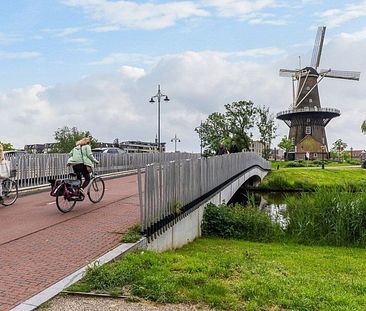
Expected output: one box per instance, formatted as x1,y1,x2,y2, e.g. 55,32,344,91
201,203,283,242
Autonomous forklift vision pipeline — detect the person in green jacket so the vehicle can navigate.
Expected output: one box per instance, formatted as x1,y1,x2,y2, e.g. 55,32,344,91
67,137,99,190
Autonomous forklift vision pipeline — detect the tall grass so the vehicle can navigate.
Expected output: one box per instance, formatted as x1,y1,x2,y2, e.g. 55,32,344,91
201,203,283,242
285,188,366,247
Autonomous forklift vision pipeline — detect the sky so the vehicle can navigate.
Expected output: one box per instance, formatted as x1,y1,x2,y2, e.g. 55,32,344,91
1,0,366,153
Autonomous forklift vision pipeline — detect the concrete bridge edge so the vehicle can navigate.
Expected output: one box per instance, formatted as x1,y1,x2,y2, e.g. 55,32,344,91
148,167,268,252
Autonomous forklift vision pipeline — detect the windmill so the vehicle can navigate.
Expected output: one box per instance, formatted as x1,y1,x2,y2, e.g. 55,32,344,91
277,26,360,160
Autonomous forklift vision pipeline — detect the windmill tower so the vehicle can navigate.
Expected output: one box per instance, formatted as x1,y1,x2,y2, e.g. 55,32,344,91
277,26,360,160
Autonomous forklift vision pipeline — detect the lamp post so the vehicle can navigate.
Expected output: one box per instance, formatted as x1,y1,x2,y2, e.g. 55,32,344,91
171,134,181,152
149,85,170,152
350,147,353,160
321,145,325,169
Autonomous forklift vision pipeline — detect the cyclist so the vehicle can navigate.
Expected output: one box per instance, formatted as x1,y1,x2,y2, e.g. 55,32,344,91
0,144,10,204
67,137,99,192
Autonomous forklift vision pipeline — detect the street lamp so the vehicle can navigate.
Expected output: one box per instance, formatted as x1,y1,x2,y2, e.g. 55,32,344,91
171,134,181,152
149,84,170,152
321,145,325,169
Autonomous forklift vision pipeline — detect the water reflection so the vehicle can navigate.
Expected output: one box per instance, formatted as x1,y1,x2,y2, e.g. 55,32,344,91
229,190,302,229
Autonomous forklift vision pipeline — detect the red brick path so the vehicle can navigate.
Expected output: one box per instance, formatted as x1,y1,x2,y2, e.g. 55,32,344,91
0,175,140,311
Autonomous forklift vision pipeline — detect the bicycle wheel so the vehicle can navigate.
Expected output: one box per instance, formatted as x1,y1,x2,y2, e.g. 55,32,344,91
2,179,18,206
56,186,76,213
88,177,105,203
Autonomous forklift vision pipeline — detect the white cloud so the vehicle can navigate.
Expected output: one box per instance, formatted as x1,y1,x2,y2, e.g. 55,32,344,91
63,0,209,30
119,65,146,80
2,30,366,152
201,0,275,17
89,52,159,66
89,47,285,67
317,1,366,28
0,51,41,60
55,27,82,37
0,32,22,45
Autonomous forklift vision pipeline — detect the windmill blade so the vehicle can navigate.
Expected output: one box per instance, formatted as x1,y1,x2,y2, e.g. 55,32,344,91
279,69,299,77
310,26,326,69
319,69,361,81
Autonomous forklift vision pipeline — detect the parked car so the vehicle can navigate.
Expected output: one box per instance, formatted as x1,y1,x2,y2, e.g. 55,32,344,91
4,150,27,156
91,147,125,155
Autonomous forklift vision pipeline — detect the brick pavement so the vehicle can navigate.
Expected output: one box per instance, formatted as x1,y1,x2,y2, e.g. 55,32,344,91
0,175,140,311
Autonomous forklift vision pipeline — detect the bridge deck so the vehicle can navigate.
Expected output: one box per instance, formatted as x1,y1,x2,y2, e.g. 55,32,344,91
0,175,140,311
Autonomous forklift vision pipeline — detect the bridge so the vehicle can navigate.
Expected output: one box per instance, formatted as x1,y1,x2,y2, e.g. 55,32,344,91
0,152,269,311
138,152,270,251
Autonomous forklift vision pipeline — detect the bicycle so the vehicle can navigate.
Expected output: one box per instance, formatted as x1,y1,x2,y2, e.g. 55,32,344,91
49,170,105,213
1,169,18,206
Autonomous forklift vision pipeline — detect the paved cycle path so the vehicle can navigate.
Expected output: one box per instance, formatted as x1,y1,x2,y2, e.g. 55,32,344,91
0,174,140,311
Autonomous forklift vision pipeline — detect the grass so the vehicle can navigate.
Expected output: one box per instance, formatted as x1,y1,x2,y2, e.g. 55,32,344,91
121,224,143,243
271,160,360,170
260,167,366,191
68,238,366,310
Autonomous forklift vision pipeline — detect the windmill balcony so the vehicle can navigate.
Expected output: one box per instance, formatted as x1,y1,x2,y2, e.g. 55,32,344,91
276,107,340,119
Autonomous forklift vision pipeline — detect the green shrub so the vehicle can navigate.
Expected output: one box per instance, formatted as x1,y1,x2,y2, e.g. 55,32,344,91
285,161,306,168
201,203,283,242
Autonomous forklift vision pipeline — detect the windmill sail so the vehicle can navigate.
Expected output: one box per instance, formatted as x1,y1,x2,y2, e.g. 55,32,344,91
279,69,299,77
310,26,326,69
319,69,360,81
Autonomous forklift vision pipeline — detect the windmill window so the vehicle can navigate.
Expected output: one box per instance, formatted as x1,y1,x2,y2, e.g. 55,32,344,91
309,98,313,103
306,86,311,91
305,126,311,135
291,137,295,144
307,118,310,123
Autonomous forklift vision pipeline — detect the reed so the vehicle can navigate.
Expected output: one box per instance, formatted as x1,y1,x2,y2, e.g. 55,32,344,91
285,188,366,246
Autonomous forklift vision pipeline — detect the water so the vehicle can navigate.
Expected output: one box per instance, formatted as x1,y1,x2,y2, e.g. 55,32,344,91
228,190,303,229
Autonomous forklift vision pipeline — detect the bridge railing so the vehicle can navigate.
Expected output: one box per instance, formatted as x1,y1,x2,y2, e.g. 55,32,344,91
4,152,200,189
138,152,270,237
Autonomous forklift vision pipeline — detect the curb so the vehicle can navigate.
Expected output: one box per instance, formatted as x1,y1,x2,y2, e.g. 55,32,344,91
10,237,147,311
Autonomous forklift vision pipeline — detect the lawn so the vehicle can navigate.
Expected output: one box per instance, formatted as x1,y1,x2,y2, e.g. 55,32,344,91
271,160,360,170
69,238,366,311
260,167,366,191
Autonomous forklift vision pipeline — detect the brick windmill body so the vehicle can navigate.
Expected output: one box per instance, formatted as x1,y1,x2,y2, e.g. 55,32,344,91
277,26,360,160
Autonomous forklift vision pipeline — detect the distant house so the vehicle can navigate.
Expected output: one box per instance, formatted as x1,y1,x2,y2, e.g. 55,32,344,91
24,143,56,154
249,141,265,157
120,140,166,153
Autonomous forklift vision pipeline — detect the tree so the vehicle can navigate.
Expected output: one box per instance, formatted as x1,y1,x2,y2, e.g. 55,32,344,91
50,126,98,153
361,120,366,134
256,105,277,160
278,136,293,161
225,101,256,151
0,142,14,151
331,139,347,162
195,112,229,156
195,100,275,155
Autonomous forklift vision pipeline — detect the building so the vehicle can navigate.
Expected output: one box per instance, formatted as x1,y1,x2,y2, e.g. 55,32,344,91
249,141,265,157
120,141,166,153
24,143,56,154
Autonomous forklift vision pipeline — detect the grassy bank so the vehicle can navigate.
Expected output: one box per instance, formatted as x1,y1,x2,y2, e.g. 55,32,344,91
69,238,366,311
260,167,366,191
271,160,360,169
